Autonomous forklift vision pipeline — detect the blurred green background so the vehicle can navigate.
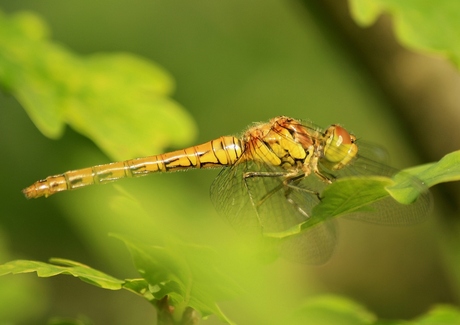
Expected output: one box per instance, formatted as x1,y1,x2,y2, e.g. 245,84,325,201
1,0,459,324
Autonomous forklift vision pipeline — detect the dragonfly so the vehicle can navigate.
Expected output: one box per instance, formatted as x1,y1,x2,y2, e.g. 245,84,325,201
23,116,430,263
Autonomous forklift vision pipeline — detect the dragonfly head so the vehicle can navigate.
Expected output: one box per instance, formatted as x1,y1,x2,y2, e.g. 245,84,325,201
323,125,358,170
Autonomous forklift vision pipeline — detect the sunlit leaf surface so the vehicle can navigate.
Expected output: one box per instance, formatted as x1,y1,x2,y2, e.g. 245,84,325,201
0,10,196,160
349,0,460,68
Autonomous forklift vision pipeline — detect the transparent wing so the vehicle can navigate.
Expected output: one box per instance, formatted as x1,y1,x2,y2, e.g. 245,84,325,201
210,158,337,264
279,221,338,264
210,160,261,236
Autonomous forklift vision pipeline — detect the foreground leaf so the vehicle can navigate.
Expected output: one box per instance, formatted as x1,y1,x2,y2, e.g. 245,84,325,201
0,258,124,290
115,235,238,324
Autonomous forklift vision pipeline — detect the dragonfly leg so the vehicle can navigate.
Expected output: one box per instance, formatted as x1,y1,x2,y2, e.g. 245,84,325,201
282,174,321,219
310,155,336,184
284,175,321,199
242,171,292,228
243,171,287,179
243,171,320,220
242,171,288,207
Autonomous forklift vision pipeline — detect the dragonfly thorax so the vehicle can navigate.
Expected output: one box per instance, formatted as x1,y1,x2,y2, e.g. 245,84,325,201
242,117,314,169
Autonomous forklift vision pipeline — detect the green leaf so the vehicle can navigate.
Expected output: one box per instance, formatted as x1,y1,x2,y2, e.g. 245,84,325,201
406,150,460,187
122,278,155,301
288,295,376,325
265,177,393,238
115,235,238,325
349,0,460,68
0,258,125,290
388,150,460,203
0,10,196,160
0,258,157,304
310,176,393,225
266,170,432,239
306,149,460,227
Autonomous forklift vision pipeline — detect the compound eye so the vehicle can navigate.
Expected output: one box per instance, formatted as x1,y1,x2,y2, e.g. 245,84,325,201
323,125,358,168
333,125,353,145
